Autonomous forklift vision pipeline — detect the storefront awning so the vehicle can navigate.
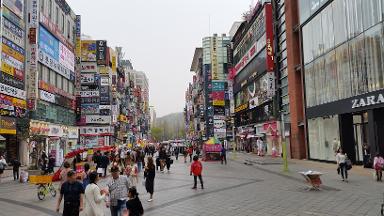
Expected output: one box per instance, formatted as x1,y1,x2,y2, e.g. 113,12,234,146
0,135,5,141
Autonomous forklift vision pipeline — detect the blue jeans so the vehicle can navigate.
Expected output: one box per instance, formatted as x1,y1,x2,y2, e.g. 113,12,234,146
137,161,142,173
110,200,127,216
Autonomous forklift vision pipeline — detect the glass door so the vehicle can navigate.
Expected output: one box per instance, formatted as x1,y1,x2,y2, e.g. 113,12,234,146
353,112,368,164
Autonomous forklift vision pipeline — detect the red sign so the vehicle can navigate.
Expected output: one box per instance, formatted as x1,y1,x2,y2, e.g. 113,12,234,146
212,91,225,100
265,3,274,71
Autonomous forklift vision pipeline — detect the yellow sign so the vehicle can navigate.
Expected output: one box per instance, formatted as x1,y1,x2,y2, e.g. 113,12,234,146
235,103,248,113
12,98,27,109
1,62,15,76
2,45,24,62
75,38,81,57
98,66,108,75
87,149,94,155
112,56,116,73
213,100,225,106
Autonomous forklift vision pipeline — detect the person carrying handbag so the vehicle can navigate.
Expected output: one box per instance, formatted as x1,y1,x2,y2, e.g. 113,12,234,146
373,153,384,181
336,149,349,182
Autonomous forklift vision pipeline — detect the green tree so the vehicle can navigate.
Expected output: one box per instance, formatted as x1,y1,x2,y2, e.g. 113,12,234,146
150,127,163,142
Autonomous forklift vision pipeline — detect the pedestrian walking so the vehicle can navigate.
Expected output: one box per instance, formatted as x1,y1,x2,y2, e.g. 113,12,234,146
190,155,204,189
59,161,72,189
107,166,130,216
101,152,110,177
336,149,348,182
126,187,144,216
56,170,84,216
220,144,227,165
0,156,7,182
83,171,109,216
144,156,155,202
188,146,193,163
183,148,188,163
373,153,384,181
136,149,143,173
174,147,179,160
11,159,21,181
125,161,138,187
80,163,91,189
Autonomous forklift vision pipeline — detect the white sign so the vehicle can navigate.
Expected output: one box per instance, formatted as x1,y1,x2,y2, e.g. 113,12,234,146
0,83,26,99
352,93,384,109
39,90,55,103
48,124,63,137
39,50,71,79
85,115,111,124
80,126,113,135
266,72,275,98
2,52,24,70
81,62,97,73
99,105,111,110
80,91,100,97
249,97,259,110
59,43,75,72
67,127,79,139
29,0,39,27
100,77,109,86
80,74,95,84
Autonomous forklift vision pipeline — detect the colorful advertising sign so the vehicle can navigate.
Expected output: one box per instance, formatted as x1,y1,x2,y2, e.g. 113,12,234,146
38,50,71,79
2,37,24,55
39,26,59,60
80,73,95,84
2,6,25,29
81,62,97,73
81,40,96,62
39,90,55,103
3,0,24,18
85,115,111,124
96,40,107,65
2,17,24,47
59,43,75,71
39,13,74,51
0,71,24,89
2,43,24,62
81,104,99,115
0,116,16,134
80,126,113,136
100,77,109,86
28,0,39,110
0,82,26,99
75,15,81,93
212,81,225,91
265,3,274,71
80,91,100,98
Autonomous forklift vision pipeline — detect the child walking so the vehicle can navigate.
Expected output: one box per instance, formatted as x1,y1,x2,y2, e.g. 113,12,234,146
190,155,204,189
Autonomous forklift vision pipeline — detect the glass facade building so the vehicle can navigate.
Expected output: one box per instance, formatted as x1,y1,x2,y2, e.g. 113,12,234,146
300,0,384,164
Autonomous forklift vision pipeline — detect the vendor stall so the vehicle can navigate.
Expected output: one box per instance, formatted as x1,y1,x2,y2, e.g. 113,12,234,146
202,137,222,161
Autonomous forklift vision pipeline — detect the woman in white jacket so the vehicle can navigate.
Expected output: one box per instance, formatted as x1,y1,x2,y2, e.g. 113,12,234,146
83,171,109,216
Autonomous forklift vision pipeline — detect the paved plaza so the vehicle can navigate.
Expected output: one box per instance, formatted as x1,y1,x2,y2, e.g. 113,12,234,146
0,153,382,216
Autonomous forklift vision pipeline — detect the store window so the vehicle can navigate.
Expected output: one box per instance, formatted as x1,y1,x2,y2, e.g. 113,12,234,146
299,0,310,24
346,0,364,39
63,78,68,92
324,50,338,103
305,63,315,107
302,23,313,64
349,34,367,96
49,69,56,85
308,115,340,161
321,4,334,53
56,7,59,25
362,0,382,31
365,23,384,92
332,0,348,46
335,43,352,100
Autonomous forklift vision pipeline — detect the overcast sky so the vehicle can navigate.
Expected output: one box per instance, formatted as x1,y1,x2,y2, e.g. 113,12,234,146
67,0,253,117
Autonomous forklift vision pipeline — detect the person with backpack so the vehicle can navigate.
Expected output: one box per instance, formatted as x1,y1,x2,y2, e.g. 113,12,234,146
373,153,384,181
125,187,144,216
190,155,204,189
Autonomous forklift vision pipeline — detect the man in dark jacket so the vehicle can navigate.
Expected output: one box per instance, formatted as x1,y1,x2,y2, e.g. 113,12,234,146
11,159,21,180
101,152,110,177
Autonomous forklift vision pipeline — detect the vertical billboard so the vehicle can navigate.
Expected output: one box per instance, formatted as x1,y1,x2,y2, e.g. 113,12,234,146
81,40,96,62
265,3,274,72
96,40,107,65
75,15,81,94
27,0,39,110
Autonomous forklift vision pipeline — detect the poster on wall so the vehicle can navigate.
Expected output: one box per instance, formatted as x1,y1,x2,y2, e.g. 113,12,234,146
96,40,107,65
3,0,24,18
81,40,96,62
39,26,59,60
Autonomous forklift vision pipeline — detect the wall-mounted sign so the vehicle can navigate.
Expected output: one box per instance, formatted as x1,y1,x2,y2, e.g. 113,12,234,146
39,90,55,103
100,77,109,86
39,26,59,60
0,116,16,134
3,5,25,29
80,126,113,136
81,104,99,115
0,71,24,90
85,115,111,124
352,93,384,109
39,13,74,51
80,74,95,84
67,127,79,139
96,40,107,65
0,82,26,99
249,97,259,110
80,91,100,98
48,124,63,137
81,40,96,62
99,105,111,110
81,62,97,73
266,72,275,98
235,103,248,113
38,50,71,79
59,43,75,72
3,0,25,18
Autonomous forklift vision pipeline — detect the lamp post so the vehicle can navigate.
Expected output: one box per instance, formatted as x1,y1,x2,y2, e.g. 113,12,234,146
281,111,289,172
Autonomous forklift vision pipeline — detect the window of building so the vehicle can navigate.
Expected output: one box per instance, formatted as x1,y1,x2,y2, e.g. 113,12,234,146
42,65,49,83
56,7,59,25
321,4,334,53
49,70,56,85
324,50,338,103
346,0,364,39
363,0,382,31
57,74,63,89
332,0,348,46
62,14,65,33
40,0,45,13
335,43,352,100
299,0,311,24
349,34,367,96
63,78,68,92
67,20,71,39
48,0,52,18
38,63,43,81
365,23,384,92
69,82,74,95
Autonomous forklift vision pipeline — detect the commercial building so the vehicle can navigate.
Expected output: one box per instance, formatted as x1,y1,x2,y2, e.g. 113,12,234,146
231,2,281,153
0,0,28,163
298,0,384,164
24,0,78,166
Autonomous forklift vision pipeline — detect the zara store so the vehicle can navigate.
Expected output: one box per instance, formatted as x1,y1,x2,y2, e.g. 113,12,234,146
300,0,384,164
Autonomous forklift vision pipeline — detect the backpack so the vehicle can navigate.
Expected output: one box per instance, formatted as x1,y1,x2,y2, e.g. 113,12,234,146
193,162,202,175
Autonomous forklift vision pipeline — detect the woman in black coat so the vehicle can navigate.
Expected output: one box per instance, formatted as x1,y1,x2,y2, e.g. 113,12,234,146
144,156,155,202
126,187,144,216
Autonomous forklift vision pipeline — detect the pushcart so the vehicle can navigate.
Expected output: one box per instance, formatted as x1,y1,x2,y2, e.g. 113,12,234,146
29,175,56,200
299,171,323,191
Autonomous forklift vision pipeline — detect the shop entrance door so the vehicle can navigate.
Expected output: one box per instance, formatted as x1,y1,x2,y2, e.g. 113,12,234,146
352,112,368,164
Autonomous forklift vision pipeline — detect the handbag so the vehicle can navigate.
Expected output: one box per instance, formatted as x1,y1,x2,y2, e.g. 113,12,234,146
345,159,352,170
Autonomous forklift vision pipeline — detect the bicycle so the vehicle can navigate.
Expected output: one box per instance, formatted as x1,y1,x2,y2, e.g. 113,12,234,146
37,182,56,200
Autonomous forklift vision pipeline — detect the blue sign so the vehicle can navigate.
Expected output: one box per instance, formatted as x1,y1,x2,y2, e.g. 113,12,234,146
39,26,59,60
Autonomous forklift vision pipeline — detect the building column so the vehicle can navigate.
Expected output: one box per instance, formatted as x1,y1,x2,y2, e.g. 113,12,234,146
284,0,306,159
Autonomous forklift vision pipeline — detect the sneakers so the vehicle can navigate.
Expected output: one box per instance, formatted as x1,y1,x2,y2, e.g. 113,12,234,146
147,199,153,202
191,187,197,189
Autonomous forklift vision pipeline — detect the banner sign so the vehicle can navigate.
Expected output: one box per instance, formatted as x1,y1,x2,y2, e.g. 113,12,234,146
75,15,81,94
212,81,225,91
2,37,24,55
3,0,24,18
0,82,26,99
264,3,274,71
80,126,113,136
100,77,109,86
39,13,74,51
80,73,95,84
29,0,39,27
81,62,97,73
59,42,75,71
0,116,16,134
39,80,75,100
1,51,24,71
81,40,96,62
266,72,275,98
2,6,25,29
96,40,107,65
39,89,55,103
39,26,59,60
80,91,99,97
27,1,38,109
0,93,27,110
2,43,24,62
38,50,71,80
0,71,24,89
99,105,111,110
80,97,99,104
81,104,99,115
85,115,111,124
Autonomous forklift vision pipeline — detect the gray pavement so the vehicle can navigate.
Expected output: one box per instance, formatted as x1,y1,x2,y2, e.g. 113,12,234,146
0,152,382,216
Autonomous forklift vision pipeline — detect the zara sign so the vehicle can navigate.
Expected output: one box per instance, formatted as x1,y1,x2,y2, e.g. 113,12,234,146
352,93,384,109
